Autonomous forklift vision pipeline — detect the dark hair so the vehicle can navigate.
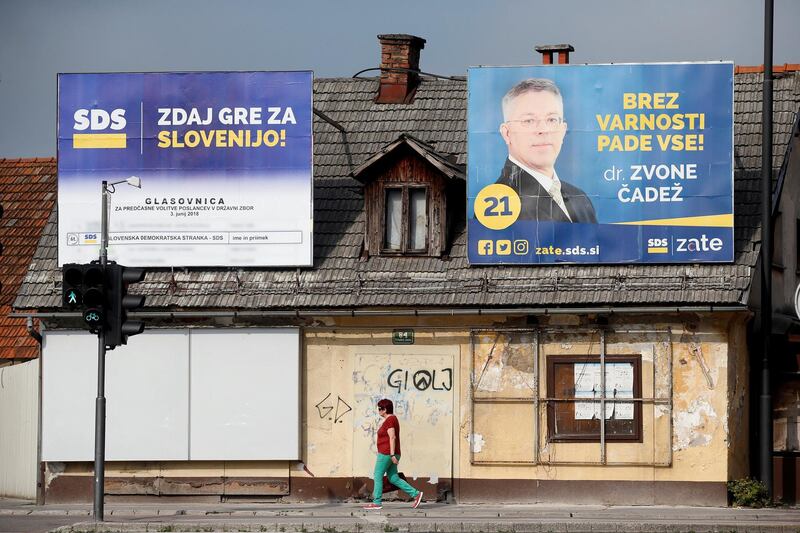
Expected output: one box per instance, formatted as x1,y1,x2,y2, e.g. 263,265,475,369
377,398,394,414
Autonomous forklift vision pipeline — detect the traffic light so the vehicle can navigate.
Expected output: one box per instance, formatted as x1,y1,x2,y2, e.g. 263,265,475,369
62,262,106,332
104,263,146,349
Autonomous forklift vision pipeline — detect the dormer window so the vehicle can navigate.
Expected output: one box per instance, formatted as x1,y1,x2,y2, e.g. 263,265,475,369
352,134,465,259
383,186,428,253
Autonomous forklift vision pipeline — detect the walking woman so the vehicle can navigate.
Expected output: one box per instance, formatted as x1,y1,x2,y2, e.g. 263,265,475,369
363,399,423,510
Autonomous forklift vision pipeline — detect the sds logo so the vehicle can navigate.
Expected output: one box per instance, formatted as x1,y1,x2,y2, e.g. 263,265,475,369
646,238,668,254
73,108,127,131
72,108,127,149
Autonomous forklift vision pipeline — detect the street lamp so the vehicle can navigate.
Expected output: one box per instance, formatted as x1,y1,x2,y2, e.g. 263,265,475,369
94,175,141,521
100,176,140,267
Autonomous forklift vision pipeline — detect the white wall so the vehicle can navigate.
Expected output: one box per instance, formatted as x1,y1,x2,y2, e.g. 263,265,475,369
0,359,39,499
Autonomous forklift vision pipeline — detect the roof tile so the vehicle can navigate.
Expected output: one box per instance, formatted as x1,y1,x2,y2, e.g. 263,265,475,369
0,158,57,358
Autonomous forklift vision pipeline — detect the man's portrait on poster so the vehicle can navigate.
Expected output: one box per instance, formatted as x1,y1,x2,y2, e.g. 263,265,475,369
495,78,597,223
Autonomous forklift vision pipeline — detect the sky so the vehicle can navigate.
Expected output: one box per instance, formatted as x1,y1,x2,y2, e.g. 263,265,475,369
1,0,799,158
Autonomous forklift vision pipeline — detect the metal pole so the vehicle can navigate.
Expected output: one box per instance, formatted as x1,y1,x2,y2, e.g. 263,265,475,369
93,331,106,520
93,181,109,520
100,181,109,268
760,0,774,501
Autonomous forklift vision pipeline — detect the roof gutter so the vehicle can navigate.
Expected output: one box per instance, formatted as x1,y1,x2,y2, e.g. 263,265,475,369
10,305,748,320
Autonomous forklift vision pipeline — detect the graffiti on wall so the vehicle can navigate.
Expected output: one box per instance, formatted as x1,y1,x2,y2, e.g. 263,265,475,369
350,353,455,479
314,392,353,424
387,367,453,393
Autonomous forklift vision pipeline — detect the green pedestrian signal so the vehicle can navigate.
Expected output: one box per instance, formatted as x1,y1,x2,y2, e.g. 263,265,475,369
62,265,85,309
66,289,80,306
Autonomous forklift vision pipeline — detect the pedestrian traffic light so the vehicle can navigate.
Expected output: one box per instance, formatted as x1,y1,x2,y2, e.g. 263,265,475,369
62,264,84,308
104,263,146,349
62,262,106,332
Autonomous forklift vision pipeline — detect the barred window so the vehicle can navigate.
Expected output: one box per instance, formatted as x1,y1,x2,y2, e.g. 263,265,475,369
547,354,642,442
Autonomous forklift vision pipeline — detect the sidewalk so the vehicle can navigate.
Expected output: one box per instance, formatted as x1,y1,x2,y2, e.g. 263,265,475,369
2,497,800,533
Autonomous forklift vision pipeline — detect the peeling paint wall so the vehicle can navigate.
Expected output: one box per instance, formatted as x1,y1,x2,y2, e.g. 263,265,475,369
471,331,537,463
41,312,751,502
460,314,746,484
667,324,731,481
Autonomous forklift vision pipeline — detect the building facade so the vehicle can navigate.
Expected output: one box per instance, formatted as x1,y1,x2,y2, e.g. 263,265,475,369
12,37,800,504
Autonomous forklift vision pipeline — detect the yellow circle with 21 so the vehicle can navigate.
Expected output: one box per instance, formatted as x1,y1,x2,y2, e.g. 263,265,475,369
474,184,521,230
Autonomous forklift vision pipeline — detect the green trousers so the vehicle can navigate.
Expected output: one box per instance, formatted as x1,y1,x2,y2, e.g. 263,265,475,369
372,453,419,504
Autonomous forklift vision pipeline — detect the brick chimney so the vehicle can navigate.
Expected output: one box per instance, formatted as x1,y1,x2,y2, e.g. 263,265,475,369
376,34,426,104
535,44,575,65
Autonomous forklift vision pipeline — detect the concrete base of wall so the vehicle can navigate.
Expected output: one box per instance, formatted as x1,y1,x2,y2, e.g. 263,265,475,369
45,476,289,503
455,479,727,506
46,475,727,506
294,477,726,506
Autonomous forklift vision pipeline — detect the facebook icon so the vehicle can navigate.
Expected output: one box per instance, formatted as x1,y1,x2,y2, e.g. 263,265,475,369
478,240,494,255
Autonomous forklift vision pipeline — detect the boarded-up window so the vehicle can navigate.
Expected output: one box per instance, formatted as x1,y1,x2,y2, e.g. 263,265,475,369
547,354,642,442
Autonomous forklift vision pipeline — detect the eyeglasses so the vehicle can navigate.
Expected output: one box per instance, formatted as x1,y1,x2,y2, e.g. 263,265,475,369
377,407,385,411
506,116,564,131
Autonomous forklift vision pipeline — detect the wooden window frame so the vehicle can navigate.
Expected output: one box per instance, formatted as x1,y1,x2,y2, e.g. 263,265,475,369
546,354,643,443
380,184,429,255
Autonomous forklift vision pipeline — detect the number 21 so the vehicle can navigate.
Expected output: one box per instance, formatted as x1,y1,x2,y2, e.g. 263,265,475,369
483,196,512,217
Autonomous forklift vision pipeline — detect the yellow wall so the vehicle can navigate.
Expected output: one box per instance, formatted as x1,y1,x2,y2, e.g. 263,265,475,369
46,312,751,498
297,313,748,486
300,329,462,488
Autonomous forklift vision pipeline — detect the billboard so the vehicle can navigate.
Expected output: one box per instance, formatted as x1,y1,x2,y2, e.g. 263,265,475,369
58,71,313,267
467,63,733,264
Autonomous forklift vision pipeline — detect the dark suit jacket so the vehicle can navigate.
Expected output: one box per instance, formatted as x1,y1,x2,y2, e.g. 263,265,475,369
495,159,597,223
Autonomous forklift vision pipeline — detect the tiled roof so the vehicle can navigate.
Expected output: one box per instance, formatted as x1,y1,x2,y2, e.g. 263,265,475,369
0,158,57,357
12,70,800,311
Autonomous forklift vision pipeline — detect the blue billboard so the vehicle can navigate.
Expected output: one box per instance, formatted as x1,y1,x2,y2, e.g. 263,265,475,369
467,63,733,264
58,71,313,267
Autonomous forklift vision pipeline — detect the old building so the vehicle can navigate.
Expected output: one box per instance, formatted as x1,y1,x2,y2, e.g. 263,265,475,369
11,36,800,505
0,158,57,499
